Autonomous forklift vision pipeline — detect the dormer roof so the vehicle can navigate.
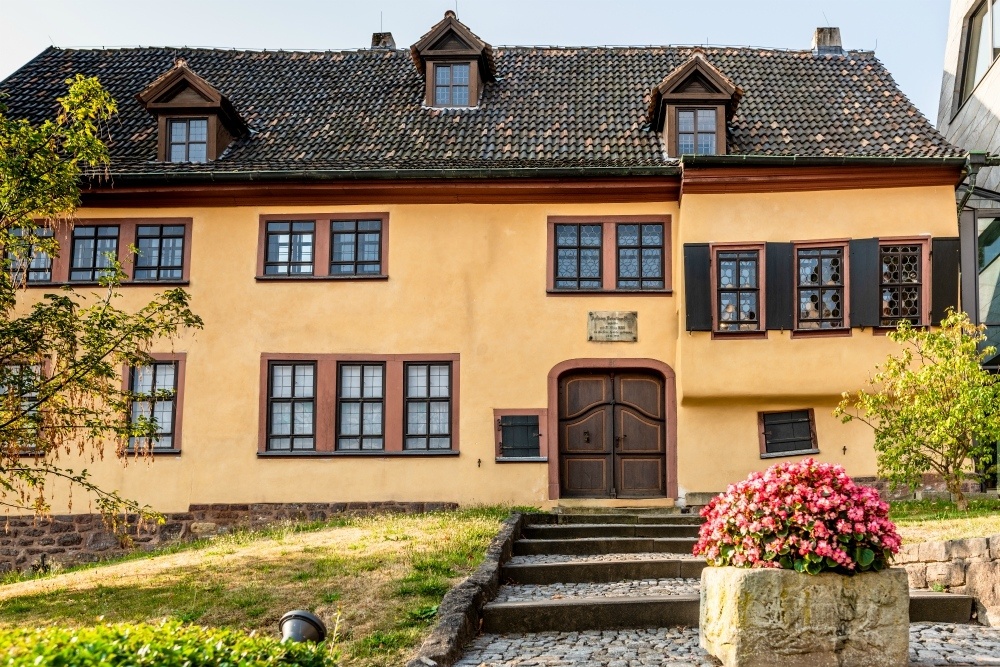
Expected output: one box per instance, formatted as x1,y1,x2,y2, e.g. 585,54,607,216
136,60,247,136
648,50,744,130
410,11,496,81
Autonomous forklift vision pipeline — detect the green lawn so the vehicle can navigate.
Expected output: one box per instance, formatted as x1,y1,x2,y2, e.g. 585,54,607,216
0,506,524,667
890,498,1000,543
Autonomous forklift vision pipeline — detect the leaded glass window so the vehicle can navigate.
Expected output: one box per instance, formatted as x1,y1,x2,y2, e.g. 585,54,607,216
796,246,845,329
331,220,383,276
434,63,470,106
135,225,185,281
267,362,315,451
7,227,53,284
70,226,119,281
617,223,664,290
265,221,314,275
168,118,208,163
129,362,178,450
716,249,760,331
404,363,452,450
880,244,923,327
554,224,602,290
337,364,385,451
677,108,717,155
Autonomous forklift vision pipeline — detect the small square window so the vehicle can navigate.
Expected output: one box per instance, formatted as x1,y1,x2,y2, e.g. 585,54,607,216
498,416,540,458
69,225,119,282
7,227,53,284
677,107,718,155
433,63,471,107
167,118,209,163
134,225,186,281
879,243,924,327
759,410,818,457
331,220,383,276
265,221,315,276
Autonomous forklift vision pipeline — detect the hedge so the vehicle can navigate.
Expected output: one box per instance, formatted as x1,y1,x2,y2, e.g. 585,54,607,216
0,620,337,666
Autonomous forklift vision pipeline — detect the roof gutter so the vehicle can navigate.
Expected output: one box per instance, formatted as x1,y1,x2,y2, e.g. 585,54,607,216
680,154,969,168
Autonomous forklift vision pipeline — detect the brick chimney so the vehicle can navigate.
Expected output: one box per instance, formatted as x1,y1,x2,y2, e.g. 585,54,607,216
371,32,396,49
812,27,843,56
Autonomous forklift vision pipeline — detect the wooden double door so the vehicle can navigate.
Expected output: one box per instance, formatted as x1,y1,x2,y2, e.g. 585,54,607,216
558,370,667,498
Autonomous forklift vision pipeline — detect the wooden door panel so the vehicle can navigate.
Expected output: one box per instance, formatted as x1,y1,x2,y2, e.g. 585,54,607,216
616,457,665,497
561,375,612,420
617,409,665,453
562,458,611,497
560,411,611,454
616,374,663,419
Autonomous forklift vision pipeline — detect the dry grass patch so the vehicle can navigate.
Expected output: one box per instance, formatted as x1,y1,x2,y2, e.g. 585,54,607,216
0,506,520,667
891,499,1000,543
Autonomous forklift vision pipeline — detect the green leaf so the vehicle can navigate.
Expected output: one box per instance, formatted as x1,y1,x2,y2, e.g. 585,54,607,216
858,548,875,568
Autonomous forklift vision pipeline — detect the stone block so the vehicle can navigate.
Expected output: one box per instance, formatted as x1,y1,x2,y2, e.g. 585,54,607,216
926,561,966,588
56,533,82,547
989,535,1000,561
685,492,723,507
189,522,218,536
892,544,918,564
87,532,119,551
699,566,909,667
917,541,949,563
904,563,927,589
963,561,1000,626
946,538,988,561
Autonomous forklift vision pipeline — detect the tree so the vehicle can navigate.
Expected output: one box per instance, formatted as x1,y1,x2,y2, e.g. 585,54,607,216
0,76,202,529
835,311,1000,511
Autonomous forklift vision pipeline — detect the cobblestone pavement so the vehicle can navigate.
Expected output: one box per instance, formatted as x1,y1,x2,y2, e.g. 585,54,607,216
495,578,701,603
506,552,698,566
454,624,1000,666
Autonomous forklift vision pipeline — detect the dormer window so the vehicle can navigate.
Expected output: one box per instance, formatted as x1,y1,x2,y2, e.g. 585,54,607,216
411,11,496,109
648,51,742,158
435,63,470,106
137,60,247,163
168,118,208,163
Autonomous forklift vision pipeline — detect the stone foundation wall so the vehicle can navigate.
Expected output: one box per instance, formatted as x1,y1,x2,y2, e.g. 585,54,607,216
853,475,983,501
0,501,458,574
896,534,1000,625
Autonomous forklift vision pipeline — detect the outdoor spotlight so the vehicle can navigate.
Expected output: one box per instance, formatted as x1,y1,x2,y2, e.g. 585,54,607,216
279,609,327,643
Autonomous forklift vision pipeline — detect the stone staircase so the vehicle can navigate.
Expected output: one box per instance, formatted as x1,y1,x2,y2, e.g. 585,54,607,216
481,510,976,634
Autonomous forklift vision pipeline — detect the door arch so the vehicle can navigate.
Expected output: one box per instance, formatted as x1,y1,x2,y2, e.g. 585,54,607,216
546,358,678,500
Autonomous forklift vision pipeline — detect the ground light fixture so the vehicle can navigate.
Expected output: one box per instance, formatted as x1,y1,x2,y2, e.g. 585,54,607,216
279,609,327,643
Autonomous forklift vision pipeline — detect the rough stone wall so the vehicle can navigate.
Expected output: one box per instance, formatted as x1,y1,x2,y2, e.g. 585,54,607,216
853,475,982,501
0,501,458,574
896,534,1000,626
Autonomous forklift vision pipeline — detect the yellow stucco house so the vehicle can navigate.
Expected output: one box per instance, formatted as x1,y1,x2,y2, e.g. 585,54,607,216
0,15,967,515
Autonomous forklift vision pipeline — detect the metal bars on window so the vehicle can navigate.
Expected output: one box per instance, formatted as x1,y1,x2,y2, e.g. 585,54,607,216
265,221,314,275
716,250,760,331
880,244,923,327
796,246,845,329
70,226,119,282
135,225,185,281
331,220,383,276
554,224,602,290
404,363,452,450
267,363,316,451
336,364,385,451
617,223,665,290
168,118,208,163
129,362,178,450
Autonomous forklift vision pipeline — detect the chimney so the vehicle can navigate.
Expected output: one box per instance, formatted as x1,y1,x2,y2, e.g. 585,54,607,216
371,32,396,49
812,27,843,56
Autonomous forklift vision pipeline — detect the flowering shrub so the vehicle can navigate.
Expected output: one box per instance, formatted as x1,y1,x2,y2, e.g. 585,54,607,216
693,459,901,574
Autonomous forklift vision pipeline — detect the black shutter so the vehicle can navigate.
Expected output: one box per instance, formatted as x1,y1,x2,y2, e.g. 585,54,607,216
850,238,880,328
684,244,712,331
931,237,961,325
765,242,794,330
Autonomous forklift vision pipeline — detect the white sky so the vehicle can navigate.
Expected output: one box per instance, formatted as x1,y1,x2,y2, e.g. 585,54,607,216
0,0,951,123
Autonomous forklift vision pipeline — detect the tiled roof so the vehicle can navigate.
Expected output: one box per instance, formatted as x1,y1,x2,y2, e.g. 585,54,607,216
0,45,964,177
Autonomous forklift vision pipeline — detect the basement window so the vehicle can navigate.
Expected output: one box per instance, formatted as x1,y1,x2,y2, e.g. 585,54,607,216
494,410,547,462
758,409,819,458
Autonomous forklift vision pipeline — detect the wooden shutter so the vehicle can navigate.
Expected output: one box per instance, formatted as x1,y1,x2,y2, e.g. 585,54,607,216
765,242,794,330
684,244,712,331
849,238,880,328
931,237,961,325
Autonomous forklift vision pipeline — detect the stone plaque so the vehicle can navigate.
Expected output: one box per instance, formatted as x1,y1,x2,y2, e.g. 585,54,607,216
588,311,638,342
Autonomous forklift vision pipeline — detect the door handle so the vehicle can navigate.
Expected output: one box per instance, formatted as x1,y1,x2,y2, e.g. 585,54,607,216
583,431,590,443
616,434,627,450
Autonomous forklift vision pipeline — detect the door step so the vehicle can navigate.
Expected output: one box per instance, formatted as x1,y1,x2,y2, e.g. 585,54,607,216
553,499,679,511
514,537,697,556
521,523,701,540
482,595,701,633
504,558,705,584
525,512,703,525
909,591,975,623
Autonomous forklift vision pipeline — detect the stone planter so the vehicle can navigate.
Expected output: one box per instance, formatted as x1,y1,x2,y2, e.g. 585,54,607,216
699,566,909,667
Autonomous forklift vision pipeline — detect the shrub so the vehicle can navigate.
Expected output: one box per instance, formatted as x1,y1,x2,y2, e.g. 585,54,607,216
0,620,337,666
693,458,901,574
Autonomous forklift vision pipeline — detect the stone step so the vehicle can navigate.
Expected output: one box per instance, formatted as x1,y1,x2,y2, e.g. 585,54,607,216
521,523,701,540
525,512,703,526
909,591,975,624
481,595,701,633
495,578,700,603
513,537,697,556
504,557,705,584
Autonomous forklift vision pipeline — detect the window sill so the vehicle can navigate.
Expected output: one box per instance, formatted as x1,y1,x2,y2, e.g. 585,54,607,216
790,328,852,339
711,330,767,340
21,281,190,288
495,456,548,463
125,448,182,456
257,450,459,458
760,448,820,459
255,275,388,283
546,289,672,296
